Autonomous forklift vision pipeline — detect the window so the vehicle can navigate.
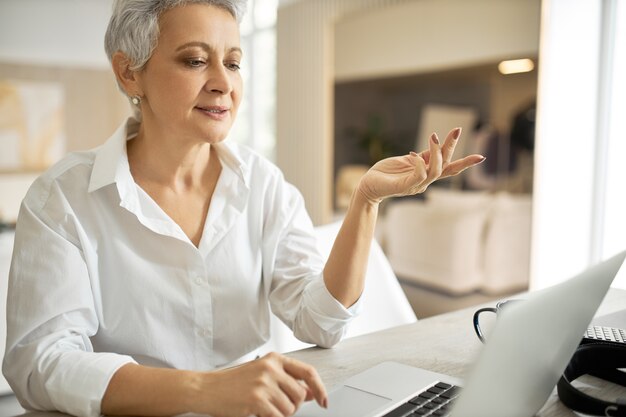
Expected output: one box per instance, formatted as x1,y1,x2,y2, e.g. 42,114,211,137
602,0,626,268
228,0,278,161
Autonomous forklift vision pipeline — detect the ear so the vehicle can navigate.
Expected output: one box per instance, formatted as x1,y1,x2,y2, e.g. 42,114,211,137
111,52,142,97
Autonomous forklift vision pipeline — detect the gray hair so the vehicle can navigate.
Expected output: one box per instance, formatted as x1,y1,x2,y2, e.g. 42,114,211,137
104,0,247,71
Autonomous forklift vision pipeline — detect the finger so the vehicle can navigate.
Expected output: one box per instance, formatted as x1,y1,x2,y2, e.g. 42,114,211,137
441,127,462,167
304,384,315,402
425,133,443,184
276,374,308,409
410,150,431,165
258,399,285,417
441,154,486,178
411,152,428,189
269,386,298,417
282,357,327,408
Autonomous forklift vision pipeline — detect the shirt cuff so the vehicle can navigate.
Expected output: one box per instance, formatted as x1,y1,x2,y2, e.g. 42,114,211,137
302,276,363,332
45,351,137,417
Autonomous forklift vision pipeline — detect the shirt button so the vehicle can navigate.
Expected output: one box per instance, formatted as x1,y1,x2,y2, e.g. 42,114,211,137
193,274,204,286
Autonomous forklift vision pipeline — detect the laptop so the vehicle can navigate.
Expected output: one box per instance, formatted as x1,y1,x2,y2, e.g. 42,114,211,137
294,250,626,417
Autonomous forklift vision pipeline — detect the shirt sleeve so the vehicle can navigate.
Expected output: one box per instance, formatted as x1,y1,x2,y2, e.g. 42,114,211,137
2,194,136,417
263,175,362,348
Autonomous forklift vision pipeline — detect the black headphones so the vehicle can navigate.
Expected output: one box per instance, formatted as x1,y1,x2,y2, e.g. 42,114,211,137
557,342,626,416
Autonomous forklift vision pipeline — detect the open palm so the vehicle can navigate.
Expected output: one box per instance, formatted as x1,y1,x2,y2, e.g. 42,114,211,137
358,128,485,203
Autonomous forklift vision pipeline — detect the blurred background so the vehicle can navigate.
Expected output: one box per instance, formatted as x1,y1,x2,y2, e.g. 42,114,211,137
1,0,625,397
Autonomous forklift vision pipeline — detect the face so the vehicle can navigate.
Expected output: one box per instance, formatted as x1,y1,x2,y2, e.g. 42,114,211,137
134,4,242,143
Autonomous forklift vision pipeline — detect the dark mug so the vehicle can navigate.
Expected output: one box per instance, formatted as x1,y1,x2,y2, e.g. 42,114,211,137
472,299,521,343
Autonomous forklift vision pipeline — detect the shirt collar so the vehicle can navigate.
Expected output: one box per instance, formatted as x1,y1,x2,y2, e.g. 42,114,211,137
213,140,250,187
88,117,250,193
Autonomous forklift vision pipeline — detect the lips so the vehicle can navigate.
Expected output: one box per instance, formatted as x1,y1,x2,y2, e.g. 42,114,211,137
195,105,229,120
196,105,228,113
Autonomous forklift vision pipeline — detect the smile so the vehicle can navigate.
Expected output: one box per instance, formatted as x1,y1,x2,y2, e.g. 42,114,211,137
195,106,229,120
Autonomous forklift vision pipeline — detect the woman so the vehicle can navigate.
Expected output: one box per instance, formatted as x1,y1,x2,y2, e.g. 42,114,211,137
2,1,484,416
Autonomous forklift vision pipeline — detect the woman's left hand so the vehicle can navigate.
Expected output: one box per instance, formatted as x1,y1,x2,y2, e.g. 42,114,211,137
357,127,485,204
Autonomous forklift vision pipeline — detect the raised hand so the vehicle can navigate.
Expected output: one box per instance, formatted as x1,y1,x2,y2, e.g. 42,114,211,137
357,127,485,204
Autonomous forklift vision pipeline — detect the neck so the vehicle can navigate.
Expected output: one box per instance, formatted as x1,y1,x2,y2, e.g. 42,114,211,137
127,121,219,192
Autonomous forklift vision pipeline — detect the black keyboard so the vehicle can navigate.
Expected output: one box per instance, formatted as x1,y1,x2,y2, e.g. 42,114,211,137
382,382,461,417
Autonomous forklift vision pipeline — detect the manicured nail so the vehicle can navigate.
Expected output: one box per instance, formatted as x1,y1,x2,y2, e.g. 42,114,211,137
323,398,328,408
409,151,418,156
478,155,486,162
453,127,462,140
431,133,439,145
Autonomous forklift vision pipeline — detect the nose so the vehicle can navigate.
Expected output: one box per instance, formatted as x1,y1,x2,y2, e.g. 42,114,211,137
205,62,233,95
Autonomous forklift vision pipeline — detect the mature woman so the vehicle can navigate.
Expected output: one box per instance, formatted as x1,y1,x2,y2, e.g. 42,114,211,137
2,1,484,416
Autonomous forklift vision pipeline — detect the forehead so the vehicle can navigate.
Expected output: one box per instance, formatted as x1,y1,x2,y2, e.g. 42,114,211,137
157,3,240,48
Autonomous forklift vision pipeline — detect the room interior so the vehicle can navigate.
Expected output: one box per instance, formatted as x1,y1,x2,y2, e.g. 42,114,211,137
0,0,541,321
276,0,540,316
1,0,625,410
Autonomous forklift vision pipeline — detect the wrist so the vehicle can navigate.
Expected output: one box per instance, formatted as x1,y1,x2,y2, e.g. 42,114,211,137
185,370,212,414
354,186,381,209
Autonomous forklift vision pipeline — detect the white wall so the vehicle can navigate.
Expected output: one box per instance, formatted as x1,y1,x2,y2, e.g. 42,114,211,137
334,0,540,82
0,0,113,69
532,0,626,290
0,174,39,223
531,0,600,289
603,0,626,270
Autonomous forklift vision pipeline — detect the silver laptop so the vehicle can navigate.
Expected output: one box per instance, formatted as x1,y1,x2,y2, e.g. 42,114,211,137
295,250,626,417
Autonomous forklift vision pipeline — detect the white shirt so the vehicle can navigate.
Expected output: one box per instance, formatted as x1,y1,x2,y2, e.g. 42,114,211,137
3,118,359,417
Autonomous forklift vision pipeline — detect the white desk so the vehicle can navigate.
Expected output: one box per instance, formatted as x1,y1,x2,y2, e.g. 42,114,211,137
2,288,625,417
286,288,626,417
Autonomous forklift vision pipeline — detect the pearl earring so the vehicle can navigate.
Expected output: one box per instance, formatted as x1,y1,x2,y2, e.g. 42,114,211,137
131,95,141,105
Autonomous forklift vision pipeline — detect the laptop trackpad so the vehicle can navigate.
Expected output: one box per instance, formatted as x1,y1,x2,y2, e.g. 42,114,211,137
294,385,390,417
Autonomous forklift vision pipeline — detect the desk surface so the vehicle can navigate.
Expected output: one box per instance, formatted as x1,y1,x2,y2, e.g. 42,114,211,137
287,287,626,417
2,288,625,417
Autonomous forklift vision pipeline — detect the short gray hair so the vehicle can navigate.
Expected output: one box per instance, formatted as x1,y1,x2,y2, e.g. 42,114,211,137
104,0,247,71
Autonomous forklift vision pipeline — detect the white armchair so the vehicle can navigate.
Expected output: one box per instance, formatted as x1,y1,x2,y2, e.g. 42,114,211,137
264,221,417,353
482,193,532,293
384,189,531,295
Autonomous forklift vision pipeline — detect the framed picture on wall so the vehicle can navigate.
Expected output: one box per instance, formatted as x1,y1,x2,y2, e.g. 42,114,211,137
0,79,65,172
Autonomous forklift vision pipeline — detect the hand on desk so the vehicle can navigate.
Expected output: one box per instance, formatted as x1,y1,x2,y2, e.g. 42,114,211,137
199,352,327,417
357,128,485,203
102,352,326,417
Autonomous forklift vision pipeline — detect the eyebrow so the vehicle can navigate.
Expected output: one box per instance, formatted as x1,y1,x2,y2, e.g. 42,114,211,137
175,41,242,55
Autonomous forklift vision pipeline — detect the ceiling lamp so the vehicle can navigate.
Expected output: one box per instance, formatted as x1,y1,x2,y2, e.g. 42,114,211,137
498,58,535,75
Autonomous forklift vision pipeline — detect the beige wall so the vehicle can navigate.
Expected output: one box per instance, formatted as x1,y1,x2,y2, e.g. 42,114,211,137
0,63,130,222
0,63,131,153
334,0,541,82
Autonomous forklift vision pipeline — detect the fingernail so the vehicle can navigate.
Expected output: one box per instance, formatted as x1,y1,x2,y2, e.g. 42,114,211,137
453,127,462,140
409,151,418,156
478,155,486,162
324,398,328,408
431,133,439,145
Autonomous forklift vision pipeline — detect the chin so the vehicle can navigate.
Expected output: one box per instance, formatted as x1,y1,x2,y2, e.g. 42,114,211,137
200,130,229,144
207,125,233,142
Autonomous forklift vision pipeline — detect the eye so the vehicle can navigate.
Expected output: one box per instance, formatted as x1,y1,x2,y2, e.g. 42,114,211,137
225,61,241,71
185,58,206,68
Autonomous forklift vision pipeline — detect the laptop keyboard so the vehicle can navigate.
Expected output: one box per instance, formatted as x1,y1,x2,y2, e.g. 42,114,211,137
381,382,461,417
584,325,626,343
